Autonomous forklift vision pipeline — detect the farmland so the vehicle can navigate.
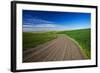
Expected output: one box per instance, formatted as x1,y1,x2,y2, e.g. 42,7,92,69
23,29,91,59
23,31,57,50
57,29,91,58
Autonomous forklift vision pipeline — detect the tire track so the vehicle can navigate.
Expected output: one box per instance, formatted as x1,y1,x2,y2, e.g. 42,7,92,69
23,34,86,62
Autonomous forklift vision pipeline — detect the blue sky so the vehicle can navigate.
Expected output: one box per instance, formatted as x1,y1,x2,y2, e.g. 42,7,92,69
23,10,91,32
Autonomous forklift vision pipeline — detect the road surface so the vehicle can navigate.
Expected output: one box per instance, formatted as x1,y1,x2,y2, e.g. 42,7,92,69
23,34,85,62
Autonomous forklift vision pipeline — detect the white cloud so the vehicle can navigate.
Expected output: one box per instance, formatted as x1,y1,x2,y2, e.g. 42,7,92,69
23,25,33,28
33,24,56,27
23,18,54,25
23,23,57,28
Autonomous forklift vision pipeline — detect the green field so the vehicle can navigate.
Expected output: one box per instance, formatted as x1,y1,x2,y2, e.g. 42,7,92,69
23,32,57,50
58,29,91,58
23,29,91,58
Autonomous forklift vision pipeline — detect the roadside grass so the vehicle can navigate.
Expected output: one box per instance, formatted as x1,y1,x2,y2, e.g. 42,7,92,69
23,29,91,58
23,31,57,50
57,29,91,58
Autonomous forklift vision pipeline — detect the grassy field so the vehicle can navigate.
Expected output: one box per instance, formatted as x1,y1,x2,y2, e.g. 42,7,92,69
23,31,57,50
23,29,91,58
58,29,91,58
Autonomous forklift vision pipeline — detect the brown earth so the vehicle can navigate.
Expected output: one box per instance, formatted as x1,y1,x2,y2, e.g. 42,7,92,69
23,34,85,63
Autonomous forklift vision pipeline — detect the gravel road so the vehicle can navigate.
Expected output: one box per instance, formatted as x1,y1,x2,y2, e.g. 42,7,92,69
23,34,85,62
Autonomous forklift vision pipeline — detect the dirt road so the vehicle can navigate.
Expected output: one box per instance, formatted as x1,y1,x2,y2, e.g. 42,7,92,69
23,34,85,62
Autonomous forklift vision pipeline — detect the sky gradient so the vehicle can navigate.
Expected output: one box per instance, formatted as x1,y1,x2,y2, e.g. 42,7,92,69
23,10,91,32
